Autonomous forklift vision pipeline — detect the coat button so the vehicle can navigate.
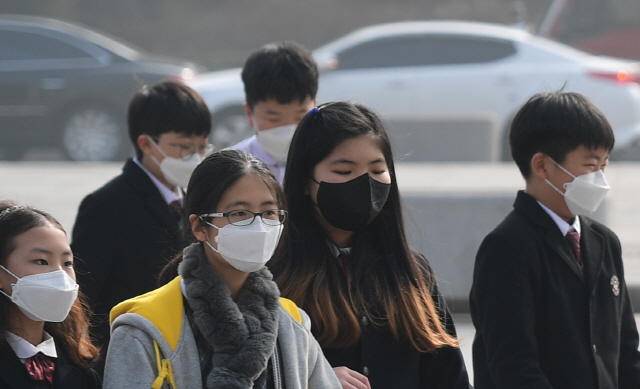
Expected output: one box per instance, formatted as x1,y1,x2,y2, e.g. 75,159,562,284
363,366,370,376
593,344,597,353
361,316,369,326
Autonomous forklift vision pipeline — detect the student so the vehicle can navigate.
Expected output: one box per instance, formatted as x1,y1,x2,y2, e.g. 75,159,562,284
71,81,211,371
103,150,340,388
233,41,318,183
469,91,640,388
0,201,101,388
268,102,472,389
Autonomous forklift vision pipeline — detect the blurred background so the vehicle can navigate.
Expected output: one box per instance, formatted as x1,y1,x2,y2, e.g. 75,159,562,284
1,0,554,71
3,0,640,162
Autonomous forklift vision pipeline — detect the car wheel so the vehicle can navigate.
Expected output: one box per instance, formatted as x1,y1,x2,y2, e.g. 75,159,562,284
210,107,254,149
61,106,125,161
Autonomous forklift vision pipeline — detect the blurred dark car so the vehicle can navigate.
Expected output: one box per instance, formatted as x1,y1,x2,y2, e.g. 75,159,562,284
0,14,202,161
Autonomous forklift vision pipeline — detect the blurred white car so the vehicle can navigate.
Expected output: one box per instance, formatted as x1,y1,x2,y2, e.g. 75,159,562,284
188,20,640,161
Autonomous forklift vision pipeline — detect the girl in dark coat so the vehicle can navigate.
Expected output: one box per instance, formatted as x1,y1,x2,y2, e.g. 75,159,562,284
269,102,472,389
0,201,101,389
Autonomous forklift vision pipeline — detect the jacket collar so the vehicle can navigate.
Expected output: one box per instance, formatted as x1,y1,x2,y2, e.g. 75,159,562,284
122,158,181,232
578,217,606,293
513,190,605,288
0,339,35,389
513,191,583,280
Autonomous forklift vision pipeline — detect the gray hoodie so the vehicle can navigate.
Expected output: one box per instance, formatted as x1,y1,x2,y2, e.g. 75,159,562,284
103,244,340,389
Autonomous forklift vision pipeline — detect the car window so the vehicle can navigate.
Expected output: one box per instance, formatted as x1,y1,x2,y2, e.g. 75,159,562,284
337,34,517,69
0,30,93,60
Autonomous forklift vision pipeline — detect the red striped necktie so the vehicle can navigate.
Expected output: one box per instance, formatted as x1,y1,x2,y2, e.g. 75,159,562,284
25,352,55,385
169,200,183,223
565,229,581,264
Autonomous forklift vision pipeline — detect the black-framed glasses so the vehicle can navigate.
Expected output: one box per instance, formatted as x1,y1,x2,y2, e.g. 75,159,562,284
199,209,287,226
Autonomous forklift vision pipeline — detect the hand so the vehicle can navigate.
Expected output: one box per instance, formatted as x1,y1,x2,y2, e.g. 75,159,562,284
333,366,371,389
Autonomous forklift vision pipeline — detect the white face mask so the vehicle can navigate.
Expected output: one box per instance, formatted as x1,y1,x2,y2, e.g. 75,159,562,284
0,266,78,322
149,136,203,188
254,122,297,163
545,158,610,216
203,219,282,273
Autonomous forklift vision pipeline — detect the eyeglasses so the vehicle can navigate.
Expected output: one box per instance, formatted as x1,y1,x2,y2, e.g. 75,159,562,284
199,209,287,226
167,142,214,161
151,136,214,161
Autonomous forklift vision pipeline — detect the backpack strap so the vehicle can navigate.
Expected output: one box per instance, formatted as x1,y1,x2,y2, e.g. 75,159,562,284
279,297,302,324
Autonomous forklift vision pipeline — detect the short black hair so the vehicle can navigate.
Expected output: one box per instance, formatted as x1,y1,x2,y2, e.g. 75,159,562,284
128,81,211,159
510,91,614,179
242,41,318,110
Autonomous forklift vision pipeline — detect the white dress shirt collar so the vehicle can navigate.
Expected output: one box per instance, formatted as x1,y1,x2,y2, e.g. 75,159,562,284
5,331,57,360
537,200,581,236
133,157,183,205
233,136,285,185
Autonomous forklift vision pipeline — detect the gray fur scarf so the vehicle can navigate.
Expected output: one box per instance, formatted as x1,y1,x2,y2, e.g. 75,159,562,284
179,243,280,389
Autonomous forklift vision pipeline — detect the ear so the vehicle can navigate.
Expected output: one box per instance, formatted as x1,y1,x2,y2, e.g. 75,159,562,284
189,214,207,242
243,103,254,128
530,152,549,180
138,134,154,156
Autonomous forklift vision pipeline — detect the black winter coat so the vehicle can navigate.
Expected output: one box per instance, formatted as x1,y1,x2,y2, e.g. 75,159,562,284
470,191,640,388
71,159,182,356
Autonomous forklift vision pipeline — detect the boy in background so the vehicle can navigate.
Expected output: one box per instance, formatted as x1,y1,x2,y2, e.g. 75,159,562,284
233,41,318,183
72,81,211,373
470,91,640,388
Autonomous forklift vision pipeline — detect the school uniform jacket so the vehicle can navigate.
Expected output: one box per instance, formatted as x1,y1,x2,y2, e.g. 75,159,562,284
470,190,640,388
72,158,182,351
0,339,101,389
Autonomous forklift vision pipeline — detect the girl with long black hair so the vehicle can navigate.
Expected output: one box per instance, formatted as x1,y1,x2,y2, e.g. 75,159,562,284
269,102,472,389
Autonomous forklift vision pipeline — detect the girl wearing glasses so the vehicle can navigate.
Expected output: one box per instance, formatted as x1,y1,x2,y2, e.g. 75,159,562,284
103,150,340,389
268,102,472,389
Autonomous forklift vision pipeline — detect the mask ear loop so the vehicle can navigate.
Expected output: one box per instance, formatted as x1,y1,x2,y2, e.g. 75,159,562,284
147,136,170,167
0,265,19,299
0,265,19,281
308,177,322,209
546,156,578,194
548,157,577,179
198,216,221,254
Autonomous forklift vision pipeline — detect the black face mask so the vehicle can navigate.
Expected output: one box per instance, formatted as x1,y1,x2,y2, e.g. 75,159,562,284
313,172,391,231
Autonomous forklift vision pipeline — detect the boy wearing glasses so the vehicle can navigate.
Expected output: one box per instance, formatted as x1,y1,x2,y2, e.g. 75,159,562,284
71,81,211,375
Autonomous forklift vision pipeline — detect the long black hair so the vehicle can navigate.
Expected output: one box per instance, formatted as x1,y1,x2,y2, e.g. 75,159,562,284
269,101,458,351
158,149,286,284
